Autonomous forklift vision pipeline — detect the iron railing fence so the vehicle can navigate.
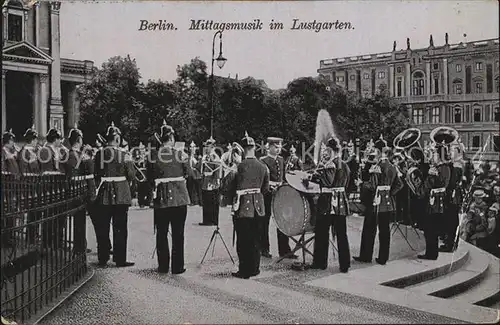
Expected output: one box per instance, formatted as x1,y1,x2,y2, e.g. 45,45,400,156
1,173,89,323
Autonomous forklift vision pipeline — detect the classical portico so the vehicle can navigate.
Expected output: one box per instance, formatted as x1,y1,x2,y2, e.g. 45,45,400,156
2,0,93,138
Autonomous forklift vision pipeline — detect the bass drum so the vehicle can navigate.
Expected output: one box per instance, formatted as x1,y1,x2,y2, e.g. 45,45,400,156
272,184,314,237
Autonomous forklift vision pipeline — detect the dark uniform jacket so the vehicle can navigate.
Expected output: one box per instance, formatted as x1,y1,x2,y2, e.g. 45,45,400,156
18,145,41,175
446,162,464,208
1,147,20,175
66,148,97,203
260,155,284,189
223,157,270,219
94,146,135,206
147,146,191,208
359,162,375,208
312,157,351,216
363,158,404,213
201,151,222,191
420,163,451,215
189,154,202,180
39,144,66,174
285,155,303,172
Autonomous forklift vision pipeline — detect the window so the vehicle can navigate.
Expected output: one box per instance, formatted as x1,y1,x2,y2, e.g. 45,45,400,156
433,63,439,70
412,108,424,124
454,83,463,94
7,13,23,42
473,107,481,122
494,135,500,152
475,62,483,71
472,136,480,149
431,107,440,124
456,64,462,72
378,71,385,79
434,77,439,94
336,76,344,82
350,74,355,80
363,73,370,79
475,82,483,93
397,67,402,73
412,71,425,95
495,107,500,122
496,61,499,70
496,76,499,93
397,79,402,97
454,108,462,123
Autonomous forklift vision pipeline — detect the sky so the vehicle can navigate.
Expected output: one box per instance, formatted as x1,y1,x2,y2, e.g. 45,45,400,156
60,1,499,89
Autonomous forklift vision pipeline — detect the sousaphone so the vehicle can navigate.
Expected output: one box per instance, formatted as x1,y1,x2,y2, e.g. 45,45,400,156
393,128,424,195
429,126,460,162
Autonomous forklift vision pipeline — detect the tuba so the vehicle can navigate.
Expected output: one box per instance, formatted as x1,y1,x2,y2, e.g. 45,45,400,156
429,126,459,164
393,128,424,195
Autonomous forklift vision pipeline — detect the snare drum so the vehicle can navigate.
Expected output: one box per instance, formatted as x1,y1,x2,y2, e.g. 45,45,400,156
272,184,315,237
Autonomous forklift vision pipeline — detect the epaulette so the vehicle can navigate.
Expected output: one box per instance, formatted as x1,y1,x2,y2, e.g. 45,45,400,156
369,165,381,174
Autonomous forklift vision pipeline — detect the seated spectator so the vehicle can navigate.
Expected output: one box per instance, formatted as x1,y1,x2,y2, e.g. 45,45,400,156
461,189,489,248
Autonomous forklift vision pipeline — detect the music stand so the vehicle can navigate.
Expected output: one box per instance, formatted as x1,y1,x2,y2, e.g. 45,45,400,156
200,225,235,265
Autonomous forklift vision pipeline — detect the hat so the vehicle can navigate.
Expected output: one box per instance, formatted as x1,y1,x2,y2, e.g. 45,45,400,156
347,140,354,148
290,145,297,153
267,137,283,146
68,123,83,143
2,129,15,144
24,125,38,142
204,136,216,146
241,131,255,147
473,189,487,198
46,128,62,142
121,139,129,148
160,119,174,140
138,142,145,149
326,136,340,151
374,134,388,151
232,142,244,155
105,121,121,138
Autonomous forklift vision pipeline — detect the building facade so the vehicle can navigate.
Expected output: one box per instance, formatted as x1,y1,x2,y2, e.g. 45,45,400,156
2,0,93,139
317,34,499,161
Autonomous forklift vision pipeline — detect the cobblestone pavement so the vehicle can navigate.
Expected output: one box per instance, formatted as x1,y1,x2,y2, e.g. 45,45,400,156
40,206,462,324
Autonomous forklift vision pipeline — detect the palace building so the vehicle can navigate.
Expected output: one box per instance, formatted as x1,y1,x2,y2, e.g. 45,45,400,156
317,34,499,161
2,0,93,139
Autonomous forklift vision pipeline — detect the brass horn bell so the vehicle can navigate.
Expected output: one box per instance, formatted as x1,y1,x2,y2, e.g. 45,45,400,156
393,128,424,164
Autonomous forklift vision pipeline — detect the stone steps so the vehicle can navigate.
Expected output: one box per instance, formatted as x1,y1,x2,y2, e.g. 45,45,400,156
406,246,490,298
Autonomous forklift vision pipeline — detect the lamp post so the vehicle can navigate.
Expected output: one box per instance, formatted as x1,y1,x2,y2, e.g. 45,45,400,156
209,30,227,139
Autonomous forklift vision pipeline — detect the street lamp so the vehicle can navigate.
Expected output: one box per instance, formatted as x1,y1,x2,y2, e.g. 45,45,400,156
209,30,227,139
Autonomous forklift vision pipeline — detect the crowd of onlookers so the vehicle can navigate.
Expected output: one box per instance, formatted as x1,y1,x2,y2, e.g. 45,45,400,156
460,160,500,257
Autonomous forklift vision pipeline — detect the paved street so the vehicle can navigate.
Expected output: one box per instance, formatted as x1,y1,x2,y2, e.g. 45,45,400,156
40,206,463,324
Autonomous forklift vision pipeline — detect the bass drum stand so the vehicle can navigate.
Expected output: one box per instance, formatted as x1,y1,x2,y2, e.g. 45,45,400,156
278,231,315,271
200,225,235,265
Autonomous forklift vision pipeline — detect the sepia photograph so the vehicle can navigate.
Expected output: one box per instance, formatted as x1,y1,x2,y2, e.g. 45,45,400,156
1,0,499,324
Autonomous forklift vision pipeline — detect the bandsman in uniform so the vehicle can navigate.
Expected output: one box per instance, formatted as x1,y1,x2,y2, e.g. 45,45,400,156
187,141,203,206
345,140,359,195
259,137,295,259
94,122,135,267
65,125,96,254
223,132,270,279
441,145,464,252
147,121,191,274
416,143,451,260
285,145,303,172
354,137,404,265
200,136,222,226
391,150,410,225
39,128,68,248
18,126,41,244
1,129,20,247
309,137,351,272
135,142,149,208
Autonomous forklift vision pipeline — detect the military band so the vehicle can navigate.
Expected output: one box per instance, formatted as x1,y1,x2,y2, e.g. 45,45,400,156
200,137,222,226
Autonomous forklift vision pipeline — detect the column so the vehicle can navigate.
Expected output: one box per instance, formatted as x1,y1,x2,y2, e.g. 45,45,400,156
442,58,448,95
40,74,49,136
2,7,7,44
35,2,40,47
425,61,431,96
405,62,411,96
2,70,6,131
32,74,41,131
389,65,395,97
49,2,64,134
66,84,80,127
